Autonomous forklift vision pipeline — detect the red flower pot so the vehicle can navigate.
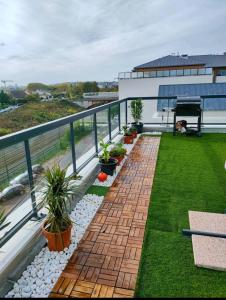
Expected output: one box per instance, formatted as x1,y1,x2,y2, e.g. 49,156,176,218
123,135,133,144
111,155,124,166
131,131,137,139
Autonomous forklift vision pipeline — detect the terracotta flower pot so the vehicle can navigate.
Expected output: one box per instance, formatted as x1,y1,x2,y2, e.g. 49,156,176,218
42,222,72,251
131,131,137,139
123,135,133,144
111,155,124,166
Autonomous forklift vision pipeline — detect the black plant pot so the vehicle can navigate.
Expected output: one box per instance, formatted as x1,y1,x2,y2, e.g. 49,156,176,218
131,122,143,133
99,158,118,176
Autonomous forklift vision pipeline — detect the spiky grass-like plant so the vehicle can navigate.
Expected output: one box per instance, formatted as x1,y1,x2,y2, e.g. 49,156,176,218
41,165,75,233
0,207,10,232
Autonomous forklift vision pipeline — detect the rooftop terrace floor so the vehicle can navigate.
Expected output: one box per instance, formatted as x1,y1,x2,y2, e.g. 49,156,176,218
50,136,160,298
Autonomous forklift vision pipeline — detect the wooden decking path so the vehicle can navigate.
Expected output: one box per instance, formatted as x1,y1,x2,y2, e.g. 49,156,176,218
49,136,160,298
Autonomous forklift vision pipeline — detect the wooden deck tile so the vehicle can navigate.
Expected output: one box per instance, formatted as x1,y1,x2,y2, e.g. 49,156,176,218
50,137,160,298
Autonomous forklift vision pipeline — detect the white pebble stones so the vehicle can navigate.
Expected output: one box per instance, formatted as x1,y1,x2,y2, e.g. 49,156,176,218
5,194,103,298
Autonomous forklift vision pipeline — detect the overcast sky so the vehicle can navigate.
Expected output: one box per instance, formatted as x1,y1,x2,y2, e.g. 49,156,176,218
0,0,226,86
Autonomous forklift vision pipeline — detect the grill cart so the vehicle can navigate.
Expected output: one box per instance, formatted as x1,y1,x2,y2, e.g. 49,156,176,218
173,96,202,137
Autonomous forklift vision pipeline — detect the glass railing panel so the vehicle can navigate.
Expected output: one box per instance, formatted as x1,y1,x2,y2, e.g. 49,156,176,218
110,104,119,134
120,102,126,127
96,109,109,143
29,125,72,210
125,72,131,79
0,142,34,240
131,72,138,79
202,98,226,125
127,98,174,126
74,115,95,165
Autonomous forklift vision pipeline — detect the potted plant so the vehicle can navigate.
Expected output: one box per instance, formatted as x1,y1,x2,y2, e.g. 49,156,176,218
123,125,133,144
41,165,75,251
130,125,137,139
131,98,143,133
110,143,127,165
99,140,118,176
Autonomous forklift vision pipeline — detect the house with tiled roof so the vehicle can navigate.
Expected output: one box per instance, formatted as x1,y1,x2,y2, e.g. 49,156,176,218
118,53,226,124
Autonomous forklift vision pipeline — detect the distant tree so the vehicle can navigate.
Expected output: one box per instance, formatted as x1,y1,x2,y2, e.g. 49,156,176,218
99,86,118,92
83,81,99,93
24,93,41,102
0,90,11,106
74,82,84,98
27,83,50,91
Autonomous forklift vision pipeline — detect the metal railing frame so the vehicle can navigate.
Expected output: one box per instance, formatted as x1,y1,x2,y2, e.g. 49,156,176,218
1,95,226,247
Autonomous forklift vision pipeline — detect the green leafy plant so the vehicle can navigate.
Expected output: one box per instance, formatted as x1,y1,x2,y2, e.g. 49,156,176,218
0,207,10,232
99,139,111,163
130,125,137,133
131,99,143,123
110,142,127,157
41,165,75,233
122,125,132,136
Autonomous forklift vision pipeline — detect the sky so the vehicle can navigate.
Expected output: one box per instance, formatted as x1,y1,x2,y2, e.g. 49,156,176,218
0,0,226,86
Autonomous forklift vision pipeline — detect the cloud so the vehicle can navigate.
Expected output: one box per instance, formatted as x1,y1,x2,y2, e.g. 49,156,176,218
0,0,225,84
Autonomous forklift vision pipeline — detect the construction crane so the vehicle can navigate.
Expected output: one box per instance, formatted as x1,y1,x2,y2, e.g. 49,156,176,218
1,80,13,91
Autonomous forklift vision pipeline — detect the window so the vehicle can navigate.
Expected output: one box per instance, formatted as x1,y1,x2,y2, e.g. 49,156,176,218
150,71,157,77
170,70,177,76
157,70,164,77
198,68,206,75
184,69,191,76
176,69,183,76
218,69,226,76
144,72,150,78
163,70,170,77
190,69,198,75
205,68,212,75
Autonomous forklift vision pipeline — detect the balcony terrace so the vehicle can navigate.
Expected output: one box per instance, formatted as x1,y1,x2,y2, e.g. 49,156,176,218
0,96,226,298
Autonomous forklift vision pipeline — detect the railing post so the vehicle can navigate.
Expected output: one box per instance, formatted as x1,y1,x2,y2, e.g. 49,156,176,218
118,103,121,132
24,139,38,218
125,100,128,125
70,122,76,174
94,113,98,155
108,106,112,141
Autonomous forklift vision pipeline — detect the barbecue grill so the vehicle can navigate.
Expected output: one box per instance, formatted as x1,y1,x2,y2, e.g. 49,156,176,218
173,96,202,136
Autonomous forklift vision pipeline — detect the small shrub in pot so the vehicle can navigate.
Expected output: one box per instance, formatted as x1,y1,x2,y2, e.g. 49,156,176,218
41,165,75,251
99,140,118,176
122,125,133,144
130,125,137,139
110,143,127,165
131,99,143,133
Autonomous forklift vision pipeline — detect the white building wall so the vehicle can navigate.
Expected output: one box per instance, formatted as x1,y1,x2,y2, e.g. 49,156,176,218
215,76,226,83
119,75,214,124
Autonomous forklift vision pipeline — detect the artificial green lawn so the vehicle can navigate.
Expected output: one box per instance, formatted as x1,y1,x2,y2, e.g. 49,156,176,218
136,133,226,298
85,185,109,196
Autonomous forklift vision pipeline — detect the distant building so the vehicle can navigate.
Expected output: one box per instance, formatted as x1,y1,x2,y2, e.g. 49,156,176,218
76,92,118,108
118,52,226,124
97,81,118,89
27,89,53,101
9,89,26,100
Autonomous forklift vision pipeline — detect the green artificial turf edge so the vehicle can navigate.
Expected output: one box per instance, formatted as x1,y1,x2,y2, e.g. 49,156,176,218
85,185,109,197
135,133,226,298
